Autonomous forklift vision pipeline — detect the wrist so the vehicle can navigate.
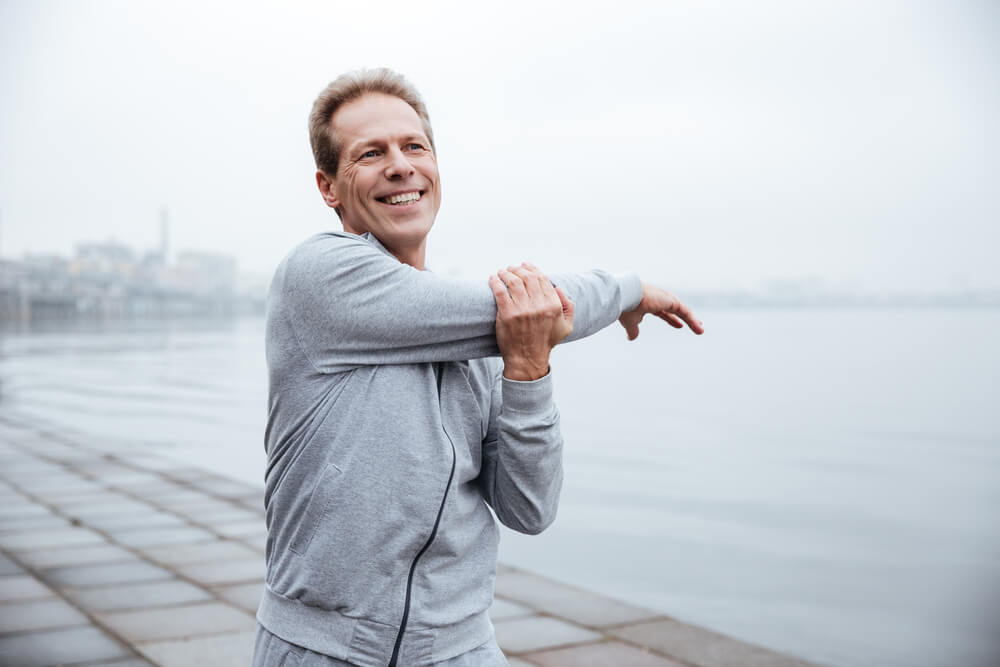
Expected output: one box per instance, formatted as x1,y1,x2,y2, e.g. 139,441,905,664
502,357,550,381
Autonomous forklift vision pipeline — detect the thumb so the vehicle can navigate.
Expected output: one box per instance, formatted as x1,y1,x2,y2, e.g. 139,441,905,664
620,312,642,341
555,286,575,322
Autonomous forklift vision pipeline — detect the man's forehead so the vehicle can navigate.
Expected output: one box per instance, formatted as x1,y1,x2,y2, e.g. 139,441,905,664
333,93,427,146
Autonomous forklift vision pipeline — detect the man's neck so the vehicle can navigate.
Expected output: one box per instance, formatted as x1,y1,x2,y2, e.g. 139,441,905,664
345,226,426,270
389,243,426,271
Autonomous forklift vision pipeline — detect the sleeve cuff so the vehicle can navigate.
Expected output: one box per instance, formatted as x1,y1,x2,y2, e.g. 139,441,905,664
501,368,554,413
616,272,643,313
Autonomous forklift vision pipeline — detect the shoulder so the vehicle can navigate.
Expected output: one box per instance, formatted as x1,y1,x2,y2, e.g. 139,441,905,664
284,231,371,268
279,231,388,284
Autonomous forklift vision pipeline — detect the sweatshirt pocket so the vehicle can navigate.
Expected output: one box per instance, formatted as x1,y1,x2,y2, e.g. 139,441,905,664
289,462,343,556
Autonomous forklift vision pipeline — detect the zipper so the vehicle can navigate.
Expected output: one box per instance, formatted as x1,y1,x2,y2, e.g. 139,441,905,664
388,363,456,667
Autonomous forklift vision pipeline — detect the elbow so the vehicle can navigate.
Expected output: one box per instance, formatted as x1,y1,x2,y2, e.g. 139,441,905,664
502,502,559,535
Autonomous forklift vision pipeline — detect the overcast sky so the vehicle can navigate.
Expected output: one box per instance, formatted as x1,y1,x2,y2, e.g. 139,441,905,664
1,0,997,291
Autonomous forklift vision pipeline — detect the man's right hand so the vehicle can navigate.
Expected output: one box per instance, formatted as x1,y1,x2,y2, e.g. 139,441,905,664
489,262,575,381
618,282,705,340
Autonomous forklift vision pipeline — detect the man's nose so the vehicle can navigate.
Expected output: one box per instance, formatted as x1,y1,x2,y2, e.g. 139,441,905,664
384,147,415,179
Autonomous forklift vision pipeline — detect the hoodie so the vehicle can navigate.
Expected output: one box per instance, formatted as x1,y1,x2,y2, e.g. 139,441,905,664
259,231,642,666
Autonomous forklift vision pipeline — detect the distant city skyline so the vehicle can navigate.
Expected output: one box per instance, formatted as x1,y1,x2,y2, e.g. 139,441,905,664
2,1,998,293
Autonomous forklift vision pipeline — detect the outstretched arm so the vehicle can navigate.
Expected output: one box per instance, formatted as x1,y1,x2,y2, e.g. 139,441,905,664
275,232,646,373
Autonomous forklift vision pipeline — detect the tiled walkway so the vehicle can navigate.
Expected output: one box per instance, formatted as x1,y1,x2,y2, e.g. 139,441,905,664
0,417,823,667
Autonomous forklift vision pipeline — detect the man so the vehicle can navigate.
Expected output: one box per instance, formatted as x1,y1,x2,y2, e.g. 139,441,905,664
253,68,703,667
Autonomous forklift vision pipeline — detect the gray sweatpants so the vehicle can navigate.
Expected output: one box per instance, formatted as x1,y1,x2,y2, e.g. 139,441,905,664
252,624,509,667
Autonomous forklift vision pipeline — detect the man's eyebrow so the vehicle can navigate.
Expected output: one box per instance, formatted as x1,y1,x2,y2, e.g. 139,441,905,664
344,138,382,155
345,133,430,156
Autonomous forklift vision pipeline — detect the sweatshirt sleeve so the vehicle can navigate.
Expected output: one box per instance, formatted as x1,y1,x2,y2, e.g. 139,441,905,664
278,232,643,373
478,363,563,535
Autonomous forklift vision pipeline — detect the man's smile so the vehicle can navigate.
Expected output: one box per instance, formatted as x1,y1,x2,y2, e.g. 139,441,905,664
377,190,424,206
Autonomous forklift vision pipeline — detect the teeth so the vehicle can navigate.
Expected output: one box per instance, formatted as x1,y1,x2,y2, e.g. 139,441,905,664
384,191,421,205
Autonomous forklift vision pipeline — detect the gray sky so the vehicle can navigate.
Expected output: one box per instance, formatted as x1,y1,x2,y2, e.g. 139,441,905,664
1,0,997,291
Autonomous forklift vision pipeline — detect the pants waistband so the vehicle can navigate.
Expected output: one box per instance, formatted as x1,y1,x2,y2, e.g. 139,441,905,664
257,587,494,667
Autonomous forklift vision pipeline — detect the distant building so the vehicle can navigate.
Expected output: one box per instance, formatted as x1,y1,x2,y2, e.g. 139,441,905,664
173,250,238,295
72,241,137,279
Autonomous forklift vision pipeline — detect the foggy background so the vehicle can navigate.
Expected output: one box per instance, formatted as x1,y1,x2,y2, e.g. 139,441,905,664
2,0,997,294
3,3,1000,666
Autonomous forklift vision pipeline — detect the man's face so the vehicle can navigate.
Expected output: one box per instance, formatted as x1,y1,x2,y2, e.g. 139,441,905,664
323,93,441,257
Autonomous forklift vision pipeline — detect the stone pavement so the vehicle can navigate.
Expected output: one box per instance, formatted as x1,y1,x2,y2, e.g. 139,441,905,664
0,417,824,667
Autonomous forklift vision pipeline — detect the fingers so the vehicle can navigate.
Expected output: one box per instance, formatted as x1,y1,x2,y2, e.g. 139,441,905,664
671,301,704,334
497,268,529,303
517,262,564,309
655,311,684,329
488,274,513,311
554,285,575,322
507,264,545,301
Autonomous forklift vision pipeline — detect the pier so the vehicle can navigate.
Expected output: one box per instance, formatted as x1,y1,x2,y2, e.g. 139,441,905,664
0,416,822,666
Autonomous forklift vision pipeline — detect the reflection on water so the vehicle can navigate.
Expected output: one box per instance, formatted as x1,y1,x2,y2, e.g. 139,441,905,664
2,309,999,667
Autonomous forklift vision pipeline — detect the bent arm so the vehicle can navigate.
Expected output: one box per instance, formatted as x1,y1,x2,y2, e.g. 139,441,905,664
478,364,563,534
277,232,642,373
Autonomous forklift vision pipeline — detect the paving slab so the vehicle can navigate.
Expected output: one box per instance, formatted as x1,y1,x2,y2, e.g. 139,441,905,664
83,511,188,532
240,531,268,552
524,640,689,666
14,543,139,570
137,629,256,667
187,477,259,499
490,597,534,620
44,560,175,588
18,476,104,495
0,503,52,519
508,659,536,667
236,496,266,513
0,526,107,551
177,558,264,586
214,581,263,613
48,491,136,510
110,525,217,547
0,597,90,634
163,468,219,483
64,578,214,612
158,498,242,515
494,616,603,654
0,573,55,602
191,508,261,524
97,602,255,642
68,500,162,518
0,625,131,666
99,472,166,488
125,456,190,473
609,618,822,667
211,519,266,538
495,570,661,628
146,490,214,505
0,515,72,533
139,540,260,566
0,553,24,576
127,481,197,498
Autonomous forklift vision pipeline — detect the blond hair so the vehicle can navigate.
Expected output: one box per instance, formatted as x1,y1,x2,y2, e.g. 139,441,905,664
309,68,435,176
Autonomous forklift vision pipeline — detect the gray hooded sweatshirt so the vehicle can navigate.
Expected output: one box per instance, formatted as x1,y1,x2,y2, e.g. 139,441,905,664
259,231,642,666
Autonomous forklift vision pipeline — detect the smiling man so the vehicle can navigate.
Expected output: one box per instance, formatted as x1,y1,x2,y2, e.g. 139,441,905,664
253,68,703,667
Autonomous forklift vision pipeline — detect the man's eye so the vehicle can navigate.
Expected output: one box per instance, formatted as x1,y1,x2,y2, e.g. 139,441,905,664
361,150,378,159
406,143,423,151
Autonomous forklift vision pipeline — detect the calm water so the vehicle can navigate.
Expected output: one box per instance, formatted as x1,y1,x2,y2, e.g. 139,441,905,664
1,308,998,667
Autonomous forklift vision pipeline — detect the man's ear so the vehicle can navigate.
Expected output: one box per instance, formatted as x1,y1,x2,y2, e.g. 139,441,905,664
316,170,340,210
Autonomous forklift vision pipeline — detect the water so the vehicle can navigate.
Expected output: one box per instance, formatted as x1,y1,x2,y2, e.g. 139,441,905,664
1,309,998,667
